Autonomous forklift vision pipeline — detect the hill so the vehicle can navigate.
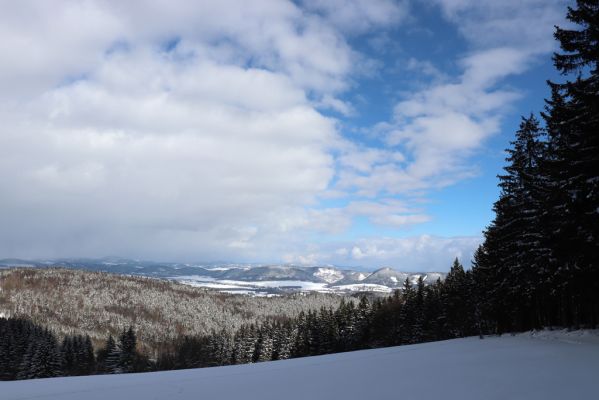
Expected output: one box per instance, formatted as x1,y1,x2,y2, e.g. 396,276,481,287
0,257,445,295
3,331,598,400
0,268,345,352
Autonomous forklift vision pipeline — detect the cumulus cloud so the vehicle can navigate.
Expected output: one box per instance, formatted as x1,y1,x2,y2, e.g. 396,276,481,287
301,0,409,34
284,235,482,271
334,0,565,197
0,0,352,261
432,0,564,51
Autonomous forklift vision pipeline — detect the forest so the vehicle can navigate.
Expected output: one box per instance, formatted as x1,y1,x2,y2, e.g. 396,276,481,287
0,267,346,353
1,0,598,381
0,261,478,379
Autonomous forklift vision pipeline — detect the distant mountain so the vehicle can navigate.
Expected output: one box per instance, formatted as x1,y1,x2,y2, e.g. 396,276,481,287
0,258,445,295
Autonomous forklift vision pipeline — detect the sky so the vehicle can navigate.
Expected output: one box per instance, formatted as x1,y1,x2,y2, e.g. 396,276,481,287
0,0,568,271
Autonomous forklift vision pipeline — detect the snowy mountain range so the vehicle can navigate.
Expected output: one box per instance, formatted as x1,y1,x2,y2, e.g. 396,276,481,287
0,257,445,295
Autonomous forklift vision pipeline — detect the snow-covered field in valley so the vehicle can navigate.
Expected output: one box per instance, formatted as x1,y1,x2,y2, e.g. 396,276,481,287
4,331,599,400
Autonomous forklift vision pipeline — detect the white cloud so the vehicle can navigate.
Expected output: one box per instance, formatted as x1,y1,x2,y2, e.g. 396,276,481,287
0,0,358,100
351,246,366,260
284,235,482,271
404,58,446,81
432,0,564,51
301,0,409,34
0,0,358,261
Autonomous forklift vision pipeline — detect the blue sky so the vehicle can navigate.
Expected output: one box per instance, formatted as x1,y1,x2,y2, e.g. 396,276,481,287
0,0,568,271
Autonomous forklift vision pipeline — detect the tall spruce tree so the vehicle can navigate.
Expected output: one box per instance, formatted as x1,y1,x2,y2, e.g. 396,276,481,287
118,327,137,373
475,116,551,332
546,0,599,327
442,258,475,336
502,115,547,330
102,335,121,374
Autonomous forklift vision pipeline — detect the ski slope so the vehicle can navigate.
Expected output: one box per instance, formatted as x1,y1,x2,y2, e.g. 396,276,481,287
4,331,599,400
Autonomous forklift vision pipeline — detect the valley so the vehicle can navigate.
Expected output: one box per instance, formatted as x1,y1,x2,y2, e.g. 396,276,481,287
0,258,445,295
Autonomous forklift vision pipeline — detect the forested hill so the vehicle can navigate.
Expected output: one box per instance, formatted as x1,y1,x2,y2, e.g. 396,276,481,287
0,268,345,352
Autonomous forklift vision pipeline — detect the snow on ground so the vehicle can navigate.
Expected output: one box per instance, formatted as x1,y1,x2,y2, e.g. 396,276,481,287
235,280,329,290
331,283,393,293
176,280,254,290
171,276,331,292
517,328,599,345
5,331,599,400
313,267,344,284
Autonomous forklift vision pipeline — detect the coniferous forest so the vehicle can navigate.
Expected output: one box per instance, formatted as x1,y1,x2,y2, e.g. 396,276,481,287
1,0,598,382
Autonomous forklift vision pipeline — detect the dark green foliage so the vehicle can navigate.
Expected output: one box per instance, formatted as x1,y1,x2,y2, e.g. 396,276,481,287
118,327,137,373
553,0,599,74
0,318,64,380
94,328,147,374
96,334,117,373
473,0,599,332
548,1,599,328
0,317,34,380
60,334,95,376
439,259,475,337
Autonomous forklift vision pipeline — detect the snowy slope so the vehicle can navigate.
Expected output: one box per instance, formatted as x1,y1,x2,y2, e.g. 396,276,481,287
4,332,599,400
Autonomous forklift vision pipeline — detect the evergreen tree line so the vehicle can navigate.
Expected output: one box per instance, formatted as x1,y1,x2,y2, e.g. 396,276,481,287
156,259,476,370
0,318,146,380
470,0,599,333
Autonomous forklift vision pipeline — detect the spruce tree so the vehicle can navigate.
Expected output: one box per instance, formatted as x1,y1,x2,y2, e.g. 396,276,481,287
60,336,75,375
474,116,548,332
18,330,62,379
547,0,599,327
80,336,96,374
102,335,121,374
119,327,137,373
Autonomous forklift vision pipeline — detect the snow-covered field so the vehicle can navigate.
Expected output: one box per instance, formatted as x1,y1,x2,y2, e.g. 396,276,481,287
172,275,331,293
330,283,393,293
4,330,599,400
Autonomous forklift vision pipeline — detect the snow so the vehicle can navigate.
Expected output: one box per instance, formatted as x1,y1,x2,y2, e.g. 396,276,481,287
331,283,393,293
4,331,598,400
170,274,217,282
171,276,331,292
517,328,599,345
313,267,344,284
241,280,328,290
179,281,253,290
218,290,272,296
